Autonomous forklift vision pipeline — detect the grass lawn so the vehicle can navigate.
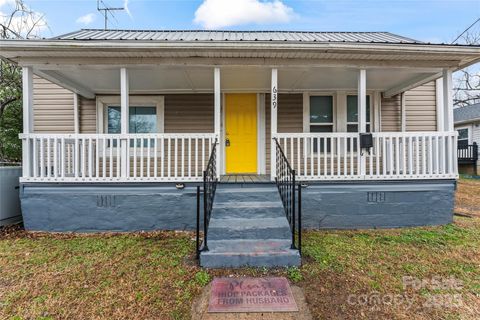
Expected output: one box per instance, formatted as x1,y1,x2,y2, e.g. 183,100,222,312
1,178,479,319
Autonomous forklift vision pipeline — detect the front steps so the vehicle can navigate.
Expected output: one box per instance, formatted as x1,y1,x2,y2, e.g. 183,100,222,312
199,184,301,268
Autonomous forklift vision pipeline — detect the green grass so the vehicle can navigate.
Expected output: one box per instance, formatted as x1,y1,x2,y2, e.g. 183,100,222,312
1,179,479,319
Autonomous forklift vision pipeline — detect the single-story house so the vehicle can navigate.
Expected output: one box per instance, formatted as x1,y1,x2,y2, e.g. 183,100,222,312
2,29,480,266
455,103,480,175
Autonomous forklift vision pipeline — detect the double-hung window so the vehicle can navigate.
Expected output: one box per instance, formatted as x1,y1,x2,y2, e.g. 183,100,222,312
107,106,158,147
457,128,469,148
310,96,334,152
346,95,371,132
107,106,158,134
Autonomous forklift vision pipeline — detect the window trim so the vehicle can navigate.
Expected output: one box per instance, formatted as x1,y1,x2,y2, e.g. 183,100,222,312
304,93,336,133
96,95,165,134
456,126,471,145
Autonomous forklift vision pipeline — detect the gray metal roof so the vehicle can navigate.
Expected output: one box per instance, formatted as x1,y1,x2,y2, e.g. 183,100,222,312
52,29,421,44
454,103,480,123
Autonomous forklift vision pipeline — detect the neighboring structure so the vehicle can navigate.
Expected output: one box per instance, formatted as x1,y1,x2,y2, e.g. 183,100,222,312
1,29,480,237
455,103,480,175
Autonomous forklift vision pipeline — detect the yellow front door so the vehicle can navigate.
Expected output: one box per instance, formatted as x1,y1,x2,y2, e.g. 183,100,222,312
225,94,257,173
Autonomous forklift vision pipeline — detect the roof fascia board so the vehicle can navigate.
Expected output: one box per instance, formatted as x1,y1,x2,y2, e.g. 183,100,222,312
2,39,480,54
454,117,480,125
35,69,95,99
15,57,458,70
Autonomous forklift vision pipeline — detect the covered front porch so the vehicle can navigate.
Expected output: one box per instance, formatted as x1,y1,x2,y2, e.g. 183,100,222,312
19,64,458,183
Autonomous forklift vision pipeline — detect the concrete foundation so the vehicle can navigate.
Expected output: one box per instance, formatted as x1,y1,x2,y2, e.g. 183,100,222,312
20,179,456,232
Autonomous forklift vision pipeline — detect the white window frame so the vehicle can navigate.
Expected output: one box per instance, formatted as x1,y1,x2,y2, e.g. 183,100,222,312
304,93,336,133
456,126,471,145
96,95,165,134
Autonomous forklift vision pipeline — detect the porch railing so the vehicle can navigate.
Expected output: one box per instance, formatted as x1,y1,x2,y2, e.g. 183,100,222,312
274,137,302,254
458,143,478,163
273,131,458,180
19,133,217,182
196,139,218,256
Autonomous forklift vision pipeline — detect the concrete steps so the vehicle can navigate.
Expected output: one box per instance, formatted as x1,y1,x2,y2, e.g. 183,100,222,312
199,185,301,268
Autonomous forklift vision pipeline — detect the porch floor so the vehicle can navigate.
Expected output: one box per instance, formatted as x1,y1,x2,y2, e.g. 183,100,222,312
220,174,271,184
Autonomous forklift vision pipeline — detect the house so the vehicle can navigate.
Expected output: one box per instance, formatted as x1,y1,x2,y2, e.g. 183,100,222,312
1,29,480,267
455,103,480,175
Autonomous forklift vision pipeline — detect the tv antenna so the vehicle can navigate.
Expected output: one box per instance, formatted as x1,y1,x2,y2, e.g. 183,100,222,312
97,0,124,30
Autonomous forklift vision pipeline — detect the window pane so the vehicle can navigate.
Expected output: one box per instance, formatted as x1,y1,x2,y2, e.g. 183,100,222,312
310,125,332,152
107,107,121,133
347,124,358,132
347,95,371,123
310,125,333,133
130,107,157,133
457,128,468,140
310,96,333,123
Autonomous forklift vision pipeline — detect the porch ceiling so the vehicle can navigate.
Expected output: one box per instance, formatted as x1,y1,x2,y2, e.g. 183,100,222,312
34,65,439,96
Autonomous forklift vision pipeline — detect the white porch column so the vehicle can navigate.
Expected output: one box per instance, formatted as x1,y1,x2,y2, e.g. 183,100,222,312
442,69,456,174
442,69,454,132
120,68,129,178
214,67,221,177
270,68,278,180
357,69,367,176
435,78,445,132
22,66,34,177
73,93,80,134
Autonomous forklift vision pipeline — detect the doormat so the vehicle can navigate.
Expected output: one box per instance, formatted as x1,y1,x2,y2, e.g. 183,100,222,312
208,277,298,313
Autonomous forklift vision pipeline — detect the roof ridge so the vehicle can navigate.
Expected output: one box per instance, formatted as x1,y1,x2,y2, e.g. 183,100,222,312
77,28,398,34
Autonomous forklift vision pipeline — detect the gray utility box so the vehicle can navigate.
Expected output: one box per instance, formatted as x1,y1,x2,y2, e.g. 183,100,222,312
0,166,22,226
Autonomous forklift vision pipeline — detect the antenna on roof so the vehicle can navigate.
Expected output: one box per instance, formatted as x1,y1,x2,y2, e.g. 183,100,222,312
97,0,124,30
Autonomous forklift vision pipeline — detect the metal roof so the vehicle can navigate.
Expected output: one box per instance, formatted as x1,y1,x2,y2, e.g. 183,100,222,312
455,103,480,123
52,29,421,44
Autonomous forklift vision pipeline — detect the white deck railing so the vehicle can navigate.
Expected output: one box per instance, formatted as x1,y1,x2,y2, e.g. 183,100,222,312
273,131,458,180
20,133,217,182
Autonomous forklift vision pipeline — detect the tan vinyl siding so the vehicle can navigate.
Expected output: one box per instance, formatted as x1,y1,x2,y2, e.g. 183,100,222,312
265,93,303,174
33,76,74,133
381,94,402,132
381,81,438,132
79,97,96,133
405,81,437,131
164,94,214,133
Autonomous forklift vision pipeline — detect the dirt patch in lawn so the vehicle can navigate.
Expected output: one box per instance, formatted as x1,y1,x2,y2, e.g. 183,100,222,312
1,178,479,319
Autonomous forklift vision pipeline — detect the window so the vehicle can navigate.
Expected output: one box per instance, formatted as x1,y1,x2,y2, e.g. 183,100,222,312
107,106,157,134
457,128,469,147
107,106,158,147
347,95,371,132
310,96,333,152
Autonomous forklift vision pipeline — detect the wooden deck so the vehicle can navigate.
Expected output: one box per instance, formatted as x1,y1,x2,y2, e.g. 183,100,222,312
220,174,271,183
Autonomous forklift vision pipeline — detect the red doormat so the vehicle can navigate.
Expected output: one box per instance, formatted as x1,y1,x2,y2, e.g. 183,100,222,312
208,277,298,313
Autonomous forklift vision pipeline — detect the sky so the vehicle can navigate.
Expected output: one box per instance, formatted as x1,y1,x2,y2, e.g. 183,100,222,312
1,0,480,43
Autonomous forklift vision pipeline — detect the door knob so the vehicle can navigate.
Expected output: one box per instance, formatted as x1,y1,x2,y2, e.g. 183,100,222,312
225,138,230,147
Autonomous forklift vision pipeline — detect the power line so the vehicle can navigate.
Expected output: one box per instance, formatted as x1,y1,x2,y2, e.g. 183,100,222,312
97,0,124,30
452,17,480,44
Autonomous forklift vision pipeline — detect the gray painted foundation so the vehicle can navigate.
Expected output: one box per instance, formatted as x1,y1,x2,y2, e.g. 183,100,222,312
20,183,202,232
20,179,455,232
300,180,455,229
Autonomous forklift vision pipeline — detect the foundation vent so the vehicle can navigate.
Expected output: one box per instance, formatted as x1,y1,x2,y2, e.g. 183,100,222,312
97,195,116,208
367,192,386,203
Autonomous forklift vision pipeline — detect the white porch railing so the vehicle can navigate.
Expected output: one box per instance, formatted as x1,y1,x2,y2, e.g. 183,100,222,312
19,133,217,182
273,131,458,180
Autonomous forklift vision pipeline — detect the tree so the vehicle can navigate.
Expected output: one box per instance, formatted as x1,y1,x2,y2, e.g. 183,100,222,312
0,0,47,161
453,31,480,107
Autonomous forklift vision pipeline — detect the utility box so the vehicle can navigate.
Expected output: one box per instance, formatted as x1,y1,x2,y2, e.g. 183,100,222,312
0,165,22,227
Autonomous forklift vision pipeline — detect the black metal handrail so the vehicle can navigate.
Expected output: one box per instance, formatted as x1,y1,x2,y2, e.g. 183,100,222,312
458,143,478,162
196,139,218,258
273,137,302,255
